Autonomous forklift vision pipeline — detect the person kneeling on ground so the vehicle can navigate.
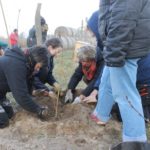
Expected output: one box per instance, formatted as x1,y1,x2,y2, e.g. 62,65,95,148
32,38,63,98
0,46,49,128
65,45,104,104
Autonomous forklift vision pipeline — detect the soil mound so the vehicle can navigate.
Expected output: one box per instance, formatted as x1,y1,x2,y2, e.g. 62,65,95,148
0,95,121,150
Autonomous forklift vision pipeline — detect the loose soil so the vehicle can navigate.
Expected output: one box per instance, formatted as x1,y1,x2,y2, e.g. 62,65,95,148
0,92,122,150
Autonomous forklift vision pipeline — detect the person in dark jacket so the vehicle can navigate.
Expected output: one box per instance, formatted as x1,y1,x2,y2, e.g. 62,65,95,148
65,45,104,104
32,38,63,97
92,0,150,142
0,46,49,128
27,16,48,47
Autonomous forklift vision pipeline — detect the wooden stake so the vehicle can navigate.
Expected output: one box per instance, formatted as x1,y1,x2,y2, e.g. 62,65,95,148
55,90,60,119
35,3,42,46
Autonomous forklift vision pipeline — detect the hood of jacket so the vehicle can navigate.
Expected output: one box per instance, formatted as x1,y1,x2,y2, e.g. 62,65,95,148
4,47,26,62
87,10,100,42
87,10,103,50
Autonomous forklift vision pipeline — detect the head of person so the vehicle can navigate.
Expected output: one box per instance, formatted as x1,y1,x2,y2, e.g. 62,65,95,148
13,29,18,34
77,45,96,66
45,38,63,57
26,46,48,73
40,16,46,25
87,10,100,40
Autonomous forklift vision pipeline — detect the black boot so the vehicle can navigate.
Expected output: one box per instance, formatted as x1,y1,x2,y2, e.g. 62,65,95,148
1,99,14,119
0,105,9,128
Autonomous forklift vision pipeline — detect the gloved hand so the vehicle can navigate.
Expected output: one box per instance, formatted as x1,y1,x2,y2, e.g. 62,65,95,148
38,106,49,120
65,89,73,103
53,82,61,93
72,95,85,104
72,96,81,104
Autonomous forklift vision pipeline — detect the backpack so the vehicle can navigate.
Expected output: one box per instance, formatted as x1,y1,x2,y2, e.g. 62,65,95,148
138,84,150,122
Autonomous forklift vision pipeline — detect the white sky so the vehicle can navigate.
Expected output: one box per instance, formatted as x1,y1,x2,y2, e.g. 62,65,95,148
0,0,99,37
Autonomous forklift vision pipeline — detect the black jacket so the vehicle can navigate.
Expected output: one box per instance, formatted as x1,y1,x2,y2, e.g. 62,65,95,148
0,48,40,113
99,0,150,67
68,49,104,96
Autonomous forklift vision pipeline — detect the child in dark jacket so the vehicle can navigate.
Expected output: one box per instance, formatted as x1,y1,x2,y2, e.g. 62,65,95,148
32,38,63,97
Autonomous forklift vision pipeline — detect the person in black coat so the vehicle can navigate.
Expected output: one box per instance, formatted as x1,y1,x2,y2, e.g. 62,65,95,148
0,46,49,128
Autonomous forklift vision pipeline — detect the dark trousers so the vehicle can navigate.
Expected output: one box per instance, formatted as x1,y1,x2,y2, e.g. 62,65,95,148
0,92,14,128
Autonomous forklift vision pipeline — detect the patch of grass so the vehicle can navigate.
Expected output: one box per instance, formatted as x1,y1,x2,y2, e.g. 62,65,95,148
53,50,85,90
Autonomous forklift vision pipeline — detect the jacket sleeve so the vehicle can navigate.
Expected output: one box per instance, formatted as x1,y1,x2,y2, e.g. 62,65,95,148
5,64,40,114
47,69,57,86
68,63,83,90
33,76,50,91
101,0,142,67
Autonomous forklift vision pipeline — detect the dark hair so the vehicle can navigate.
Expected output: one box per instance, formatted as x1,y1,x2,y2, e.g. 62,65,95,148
41,16,46,25
14,29,18,32
29,46,48,67
45,38,63,49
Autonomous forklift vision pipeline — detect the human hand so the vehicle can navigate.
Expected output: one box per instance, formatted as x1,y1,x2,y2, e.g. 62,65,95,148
83,95,97,103
48,91,57,99
38,106,49,120
65,89,73,103
83,90,97,103
79,95,86,101
32,89,47,96
53,82,61,93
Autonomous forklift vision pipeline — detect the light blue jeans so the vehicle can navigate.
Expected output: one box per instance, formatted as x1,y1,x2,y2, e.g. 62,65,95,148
93,59,147,142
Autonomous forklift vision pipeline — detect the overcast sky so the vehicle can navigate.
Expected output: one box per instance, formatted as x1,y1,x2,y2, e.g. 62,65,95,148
0,0,99,37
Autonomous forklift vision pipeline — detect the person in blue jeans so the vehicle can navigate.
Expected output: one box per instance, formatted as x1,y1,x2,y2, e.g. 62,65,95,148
93,0,150,142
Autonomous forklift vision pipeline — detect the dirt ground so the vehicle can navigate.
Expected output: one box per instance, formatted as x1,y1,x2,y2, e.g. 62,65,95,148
0,93,123,150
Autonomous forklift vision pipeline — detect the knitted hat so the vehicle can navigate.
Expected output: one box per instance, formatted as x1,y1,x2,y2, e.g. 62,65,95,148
77,45,96,61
